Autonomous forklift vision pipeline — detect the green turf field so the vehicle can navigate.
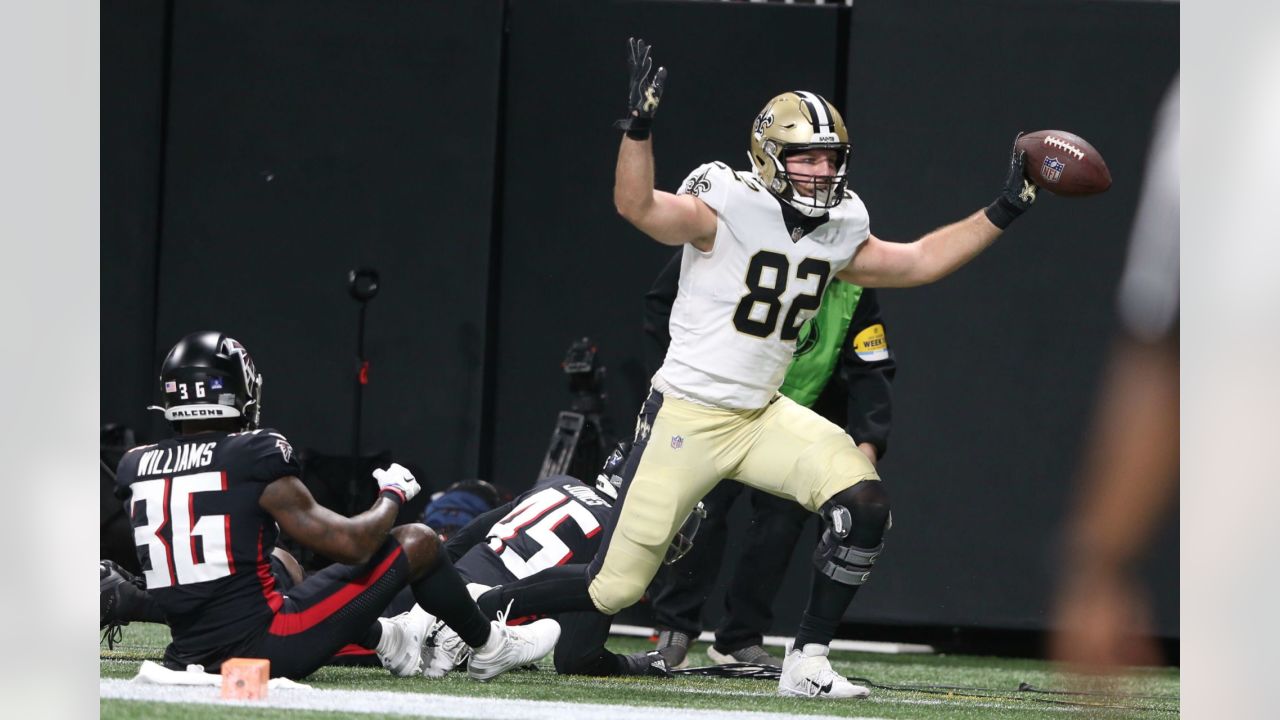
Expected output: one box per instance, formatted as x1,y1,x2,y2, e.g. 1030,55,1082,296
101,622,1178,719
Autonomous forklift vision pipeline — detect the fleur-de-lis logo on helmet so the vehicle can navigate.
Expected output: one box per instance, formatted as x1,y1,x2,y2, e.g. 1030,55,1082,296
747,91,851,218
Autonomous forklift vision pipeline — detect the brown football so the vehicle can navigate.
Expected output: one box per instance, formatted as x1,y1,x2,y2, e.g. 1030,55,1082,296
1015,130,1112,196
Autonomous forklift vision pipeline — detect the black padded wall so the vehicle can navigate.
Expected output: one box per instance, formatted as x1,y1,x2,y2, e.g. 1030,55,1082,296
489,0,844,488
101,0,169,438
153,0,504,484
839,0,1179,633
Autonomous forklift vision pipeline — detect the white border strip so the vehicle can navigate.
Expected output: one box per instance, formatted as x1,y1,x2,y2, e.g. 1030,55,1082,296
610,624,936,655
101,680,890,720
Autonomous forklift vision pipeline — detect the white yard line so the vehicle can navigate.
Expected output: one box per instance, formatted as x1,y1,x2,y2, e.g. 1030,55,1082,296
101,679,893,720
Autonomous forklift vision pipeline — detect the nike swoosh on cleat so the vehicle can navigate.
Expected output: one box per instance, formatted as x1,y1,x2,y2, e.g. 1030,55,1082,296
806,679,834,695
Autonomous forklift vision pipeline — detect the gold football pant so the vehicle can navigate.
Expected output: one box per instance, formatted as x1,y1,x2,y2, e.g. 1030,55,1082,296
587,388,880,615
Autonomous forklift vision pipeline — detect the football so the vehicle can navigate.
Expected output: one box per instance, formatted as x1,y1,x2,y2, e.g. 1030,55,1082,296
1015,130,1112,196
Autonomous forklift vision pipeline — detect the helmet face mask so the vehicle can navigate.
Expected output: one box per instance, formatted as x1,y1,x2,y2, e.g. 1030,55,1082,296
592,439,704,564
152,332,264,430
664,502,707,565
749,91,851,217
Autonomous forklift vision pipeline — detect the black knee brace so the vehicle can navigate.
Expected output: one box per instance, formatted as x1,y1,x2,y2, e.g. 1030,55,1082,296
812,480,892,586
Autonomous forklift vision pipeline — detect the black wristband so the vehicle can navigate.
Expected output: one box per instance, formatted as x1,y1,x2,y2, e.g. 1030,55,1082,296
379,488,406,506
613,115,652,140
984,196,1023,230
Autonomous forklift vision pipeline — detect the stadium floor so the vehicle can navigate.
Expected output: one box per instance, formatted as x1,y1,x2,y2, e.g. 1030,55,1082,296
101,622,1178,719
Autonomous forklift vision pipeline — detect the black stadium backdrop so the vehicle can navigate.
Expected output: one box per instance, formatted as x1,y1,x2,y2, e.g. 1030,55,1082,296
102,0,1179,642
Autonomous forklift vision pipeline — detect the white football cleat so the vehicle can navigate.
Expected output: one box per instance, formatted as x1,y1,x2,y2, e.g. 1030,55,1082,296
467,603,560,681
422,618,471,679
465,582,493,601
778,643,870,699
376,605,432,677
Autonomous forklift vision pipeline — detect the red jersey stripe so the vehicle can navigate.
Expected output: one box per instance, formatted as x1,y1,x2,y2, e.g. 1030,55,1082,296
255,527,283,614
267,546,402,636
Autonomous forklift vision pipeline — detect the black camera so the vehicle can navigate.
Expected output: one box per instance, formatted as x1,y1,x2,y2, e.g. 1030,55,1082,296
540,337,613,481
562,337,606,411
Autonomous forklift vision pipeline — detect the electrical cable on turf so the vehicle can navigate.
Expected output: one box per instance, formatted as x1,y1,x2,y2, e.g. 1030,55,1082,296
668,664,1175,711
669,663,781,680
844,676,1179,713
1016,681,1179,701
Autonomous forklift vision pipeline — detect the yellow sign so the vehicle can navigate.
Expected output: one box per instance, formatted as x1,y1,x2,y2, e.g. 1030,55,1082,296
852,323,889,361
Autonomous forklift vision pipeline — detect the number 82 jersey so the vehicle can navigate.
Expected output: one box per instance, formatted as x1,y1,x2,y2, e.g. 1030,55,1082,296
659,161,871,409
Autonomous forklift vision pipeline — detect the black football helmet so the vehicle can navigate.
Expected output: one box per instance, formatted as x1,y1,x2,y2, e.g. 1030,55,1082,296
150,331,264,429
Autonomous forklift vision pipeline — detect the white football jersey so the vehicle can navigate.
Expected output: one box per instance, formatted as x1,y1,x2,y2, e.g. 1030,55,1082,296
655,161,871,409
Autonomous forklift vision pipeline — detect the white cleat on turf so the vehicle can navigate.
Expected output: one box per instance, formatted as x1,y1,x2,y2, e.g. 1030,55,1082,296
778,643,870,699
376,605,433,677
467,604,560,681
422,618,472,679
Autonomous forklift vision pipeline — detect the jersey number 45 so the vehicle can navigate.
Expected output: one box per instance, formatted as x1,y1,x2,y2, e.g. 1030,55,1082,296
486,488,601,579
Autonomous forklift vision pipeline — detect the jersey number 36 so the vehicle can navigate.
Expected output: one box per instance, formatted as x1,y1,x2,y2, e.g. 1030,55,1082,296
130,472,233,590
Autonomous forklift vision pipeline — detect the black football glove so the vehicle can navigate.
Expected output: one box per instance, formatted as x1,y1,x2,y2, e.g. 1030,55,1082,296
984,133,1039,230
613,37,667,141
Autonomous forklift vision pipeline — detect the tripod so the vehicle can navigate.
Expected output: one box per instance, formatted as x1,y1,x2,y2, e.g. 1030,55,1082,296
539,337,612,482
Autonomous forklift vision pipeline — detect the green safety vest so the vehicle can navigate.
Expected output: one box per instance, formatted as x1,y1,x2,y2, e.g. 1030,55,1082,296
778,280,863,408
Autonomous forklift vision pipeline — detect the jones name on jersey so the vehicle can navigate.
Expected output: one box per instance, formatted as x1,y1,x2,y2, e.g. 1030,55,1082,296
658,161,871,409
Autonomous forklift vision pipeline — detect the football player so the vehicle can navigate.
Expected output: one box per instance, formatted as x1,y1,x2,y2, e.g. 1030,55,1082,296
385,443,701,678
107,441,695,678
112,331,560,680
643,250,896,669
472,37,1042,700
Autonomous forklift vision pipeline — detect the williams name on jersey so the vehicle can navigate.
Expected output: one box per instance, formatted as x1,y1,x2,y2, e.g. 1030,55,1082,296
115,428,300,668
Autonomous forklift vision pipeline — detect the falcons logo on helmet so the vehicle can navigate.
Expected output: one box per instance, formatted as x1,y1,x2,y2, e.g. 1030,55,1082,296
220,338,258,388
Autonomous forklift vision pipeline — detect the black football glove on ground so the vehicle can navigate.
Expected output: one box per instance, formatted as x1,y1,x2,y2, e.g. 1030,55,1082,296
613,37,667,140
985,134,1038,229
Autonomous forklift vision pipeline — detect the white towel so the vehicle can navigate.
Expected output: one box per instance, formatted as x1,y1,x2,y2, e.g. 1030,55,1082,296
131,660,311,689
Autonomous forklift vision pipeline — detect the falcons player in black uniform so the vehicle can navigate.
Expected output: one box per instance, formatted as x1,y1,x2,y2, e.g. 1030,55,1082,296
111,331,559,680
381,444,702,678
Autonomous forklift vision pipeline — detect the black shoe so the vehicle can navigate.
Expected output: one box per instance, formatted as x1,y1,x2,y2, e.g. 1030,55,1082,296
707,643,785,668
621,649,674,677
100,559,148,649
654,629,692,669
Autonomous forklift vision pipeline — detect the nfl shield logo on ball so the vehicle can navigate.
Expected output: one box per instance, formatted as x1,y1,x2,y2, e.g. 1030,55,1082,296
671,435,684,449
1040,156,1066,183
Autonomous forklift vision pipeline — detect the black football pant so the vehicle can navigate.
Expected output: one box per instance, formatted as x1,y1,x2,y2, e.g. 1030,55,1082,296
242,538,411,679
649,481,812,652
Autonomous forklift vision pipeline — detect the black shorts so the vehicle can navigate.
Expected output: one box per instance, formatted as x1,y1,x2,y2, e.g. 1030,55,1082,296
243,538,410,679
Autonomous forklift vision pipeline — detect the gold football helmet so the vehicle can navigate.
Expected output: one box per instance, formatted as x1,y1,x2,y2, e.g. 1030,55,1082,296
749,91,851,217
